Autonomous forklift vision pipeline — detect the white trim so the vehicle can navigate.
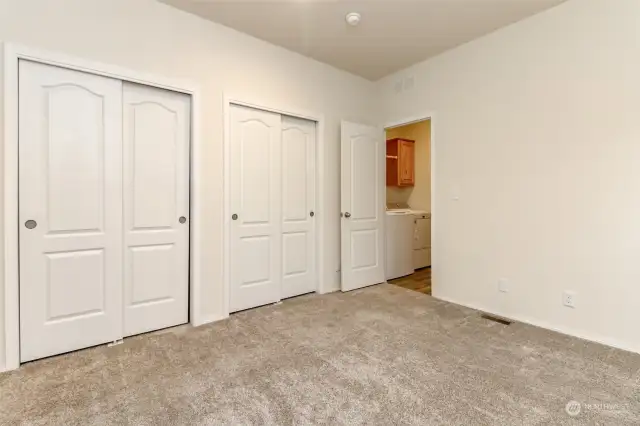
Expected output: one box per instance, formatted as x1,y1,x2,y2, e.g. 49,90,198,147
222,94,327,318
2,43,205,372
383,112,435,286
3,44,20,372
383,111,434,131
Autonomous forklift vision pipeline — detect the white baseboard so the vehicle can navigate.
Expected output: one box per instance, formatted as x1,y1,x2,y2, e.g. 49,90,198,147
193,314,227,327
434,295,640,355
318,284,340,294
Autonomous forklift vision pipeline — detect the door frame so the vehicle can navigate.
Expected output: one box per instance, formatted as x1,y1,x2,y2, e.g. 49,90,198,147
223,95,326,316
383,112,435,281
2,43,205,371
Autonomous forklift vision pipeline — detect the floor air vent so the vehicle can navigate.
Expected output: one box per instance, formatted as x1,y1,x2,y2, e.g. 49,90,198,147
481,314,512,326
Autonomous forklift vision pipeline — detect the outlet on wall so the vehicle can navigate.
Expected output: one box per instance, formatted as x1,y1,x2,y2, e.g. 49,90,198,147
451,184,461,201
498,278,509,293
563,291,576,308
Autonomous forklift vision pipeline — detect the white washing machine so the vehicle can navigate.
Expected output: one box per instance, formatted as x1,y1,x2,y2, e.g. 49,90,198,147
412,211,431,269
385,210,414,280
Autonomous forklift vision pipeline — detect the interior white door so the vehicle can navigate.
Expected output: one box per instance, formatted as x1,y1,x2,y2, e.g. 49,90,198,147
19,60,124,362
122,83,190,337
229,105,282,312
281,116,316,299
340,121,385,291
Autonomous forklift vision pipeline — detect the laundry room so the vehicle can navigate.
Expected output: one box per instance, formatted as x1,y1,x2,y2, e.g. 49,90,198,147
385,119,432,294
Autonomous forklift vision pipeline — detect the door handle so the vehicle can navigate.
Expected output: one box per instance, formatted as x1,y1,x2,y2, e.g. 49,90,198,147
25,219,37,229
179,216,187,224
232,214,238,220
310,211,315,217
344,212,351,218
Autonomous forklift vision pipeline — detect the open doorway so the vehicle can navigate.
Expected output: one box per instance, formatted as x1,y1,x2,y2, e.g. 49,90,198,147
384,118,432,295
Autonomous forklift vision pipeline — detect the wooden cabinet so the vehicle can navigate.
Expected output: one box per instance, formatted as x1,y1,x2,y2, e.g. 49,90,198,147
386,138,415,186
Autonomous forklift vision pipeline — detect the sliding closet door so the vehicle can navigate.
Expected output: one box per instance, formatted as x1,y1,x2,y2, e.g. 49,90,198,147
122,83,191,337
281,116,316,299
229,105,282,312
19,61,124,362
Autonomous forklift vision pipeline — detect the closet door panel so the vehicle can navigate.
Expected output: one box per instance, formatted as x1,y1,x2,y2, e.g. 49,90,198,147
19,60,124,362
123,82,190,336
281,116,316,299
229,105,282,312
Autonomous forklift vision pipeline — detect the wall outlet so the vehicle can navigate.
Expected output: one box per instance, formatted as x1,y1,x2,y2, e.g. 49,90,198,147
563,291,576,308
451,184,461,201
498,278,509,293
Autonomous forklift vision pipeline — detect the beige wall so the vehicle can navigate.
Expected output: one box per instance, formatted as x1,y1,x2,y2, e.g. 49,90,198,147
386,120,431,211
378,0,640,353
0,0,377,370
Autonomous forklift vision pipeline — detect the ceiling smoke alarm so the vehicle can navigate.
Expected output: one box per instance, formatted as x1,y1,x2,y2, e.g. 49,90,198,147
345,12,361,26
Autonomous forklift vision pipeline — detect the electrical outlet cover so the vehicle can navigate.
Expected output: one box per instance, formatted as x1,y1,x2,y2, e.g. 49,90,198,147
563,291,576,308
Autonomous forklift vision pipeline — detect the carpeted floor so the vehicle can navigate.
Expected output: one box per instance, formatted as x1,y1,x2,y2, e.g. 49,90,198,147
1,284,639,425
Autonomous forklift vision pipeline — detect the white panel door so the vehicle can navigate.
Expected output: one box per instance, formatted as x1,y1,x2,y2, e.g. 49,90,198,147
230,105,282,312
281,116,316,299
340,121,385,291
122,83,190,337
19,60,123,362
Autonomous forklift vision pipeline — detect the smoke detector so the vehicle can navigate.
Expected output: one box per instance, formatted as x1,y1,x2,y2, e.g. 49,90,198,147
345,12,361,26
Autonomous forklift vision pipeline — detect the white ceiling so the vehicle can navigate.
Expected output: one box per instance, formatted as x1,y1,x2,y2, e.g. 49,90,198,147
159,0,566,81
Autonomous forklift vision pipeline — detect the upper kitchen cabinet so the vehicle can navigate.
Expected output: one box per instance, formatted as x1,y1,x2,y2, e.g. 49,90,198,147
386,138,415,187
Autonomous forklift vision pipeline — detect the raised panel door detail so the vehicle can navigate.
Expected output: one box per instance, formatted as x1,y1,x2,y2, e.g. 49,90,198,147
47,85,105,234
283,232,307,276
230,105,282,312
341,121,385,292
399,141,415,185
129,244,175,306
281,116,316,300
46,249,105,322
130,102,177,230
282,127,307,222
399,142,409,181
19,60,123,362
350,229,378,270
242,121,272,225
240,236,272,286
123,83,190,337
351,135,377,220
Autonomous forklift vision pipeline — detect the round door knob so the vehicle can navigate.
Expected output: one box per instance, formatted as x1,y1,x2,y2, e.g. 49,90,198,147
179,216,187,224
344,212,351,218
232,214,238,220
310,211,315,217
25,220,37,229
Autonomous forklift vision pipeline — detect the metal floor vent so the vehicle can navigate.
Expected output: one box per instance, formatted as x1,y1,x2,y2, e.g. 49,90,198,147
481,313,512,326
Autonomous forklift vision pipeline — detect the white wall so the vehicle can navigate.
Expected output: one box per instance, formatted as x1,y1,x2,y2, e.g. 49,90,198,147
0,0,377,370
378,0,640,353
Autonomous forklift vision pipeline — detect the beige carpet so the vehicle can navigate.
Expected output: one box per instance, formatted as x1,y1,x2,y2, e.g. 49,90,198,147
1,284,639,425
